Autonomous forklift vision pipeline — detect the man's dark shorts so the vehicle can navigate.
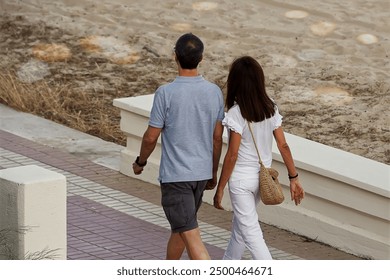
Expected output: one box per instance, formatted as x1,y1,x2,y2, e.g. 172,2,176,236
161,180,208,233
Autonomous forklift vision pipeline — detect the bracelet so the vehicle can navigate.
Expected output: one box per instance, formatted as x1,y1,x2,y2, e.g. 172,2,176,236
135,156,147,167
288,173,298,180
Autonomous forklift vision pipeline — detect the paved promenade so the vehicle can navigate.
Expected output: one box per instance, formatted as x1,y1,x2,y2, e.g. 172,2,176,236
0,128,365,260
0,103,365,260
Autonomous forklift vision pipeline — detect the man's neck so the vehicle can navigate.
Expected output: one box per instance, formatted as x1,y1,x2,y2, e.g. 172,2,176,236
178,68,199,77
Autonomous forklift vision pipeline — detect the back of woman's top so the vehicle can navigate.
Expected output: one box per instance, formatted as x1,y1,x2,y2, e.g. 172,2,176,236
222,104,283,181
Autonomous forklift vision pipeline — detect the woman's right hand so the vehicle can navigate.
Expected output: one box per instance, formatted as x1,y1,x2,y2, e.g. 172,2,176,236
213,189,225,210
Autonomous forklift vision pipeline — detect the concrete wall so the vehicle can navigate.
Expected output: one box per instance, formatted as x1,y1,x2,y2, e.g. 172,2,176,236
0,165,67,260
113,95,390,260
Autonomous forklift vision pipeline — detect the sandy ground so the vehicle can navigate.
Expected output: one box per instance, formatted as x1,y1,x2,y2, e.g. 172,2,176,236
0,0,389,164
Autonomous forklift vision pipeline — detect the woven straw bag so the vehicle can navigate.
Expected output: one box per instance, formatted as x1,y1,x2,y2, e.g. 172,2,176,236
248,122,284,205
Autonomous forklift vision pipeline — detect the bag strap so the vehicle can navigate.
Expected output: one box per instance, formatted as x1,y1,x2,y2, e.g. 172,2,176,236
247,121,265,168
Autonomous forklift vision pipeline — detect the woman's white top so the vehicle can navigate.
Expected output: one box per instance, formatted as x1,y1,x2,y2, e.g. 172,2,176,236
222,104,283,182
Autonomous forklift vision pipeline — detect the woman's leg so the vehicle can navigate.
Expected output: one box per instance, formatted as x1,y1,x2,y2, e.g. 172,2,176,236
225,179,272,260
223,214,246,259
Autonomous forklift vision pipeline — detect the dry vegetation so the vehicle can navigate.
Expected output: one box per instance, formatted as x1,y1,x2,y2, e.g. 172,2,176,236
0,70,126,145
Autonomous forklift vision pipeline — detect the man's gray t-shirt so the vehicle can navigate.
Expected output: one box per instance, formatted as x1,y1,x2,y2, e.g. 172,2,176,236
149,75,224,183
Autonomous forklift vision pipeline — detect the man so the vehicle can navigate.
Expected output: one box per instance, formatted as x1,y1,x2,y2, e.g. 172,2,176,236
132,33,224,260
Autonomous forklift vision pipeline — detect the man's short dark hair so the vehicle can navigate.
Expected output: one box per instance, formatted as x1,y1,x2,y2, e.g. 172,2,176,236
174,33,204,69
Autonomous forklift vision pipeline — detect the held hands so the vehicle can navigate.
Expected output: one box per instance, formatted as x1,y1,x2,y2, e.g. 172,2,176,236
289,178,305,205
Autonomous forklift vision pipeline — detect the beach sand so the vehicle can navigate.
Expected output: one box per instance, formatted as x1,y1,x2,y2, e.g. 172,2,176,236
0,0,389,164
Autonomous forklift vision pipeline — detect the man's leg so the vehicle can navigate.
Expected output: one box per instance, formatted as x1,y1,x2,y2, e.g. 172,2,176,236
161,181,210,260
166,232,186,260
166,229,210,260
180,227,210,260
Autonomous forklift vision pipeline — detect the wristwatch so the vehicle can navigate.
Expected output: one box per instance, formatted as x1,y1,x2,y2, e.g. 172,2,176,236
135,156,147,167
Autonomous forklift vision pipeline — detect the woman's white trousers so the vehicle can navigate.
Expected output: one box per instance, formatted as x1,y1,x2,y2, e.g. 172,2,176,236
223,178,272,260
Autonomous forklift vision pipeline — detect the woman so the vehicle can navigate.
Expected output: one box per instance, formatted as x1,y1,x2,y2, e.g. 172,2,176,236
213,56,305,260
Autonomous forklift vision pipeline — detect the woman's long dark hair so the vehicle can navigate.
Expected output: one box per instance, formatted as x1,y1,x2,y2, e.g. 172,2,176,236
226,56,275,122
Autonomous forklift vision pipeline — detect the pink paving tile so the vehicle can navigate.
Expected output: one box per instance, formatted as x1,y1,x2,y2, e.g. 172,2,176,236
67,195,225,260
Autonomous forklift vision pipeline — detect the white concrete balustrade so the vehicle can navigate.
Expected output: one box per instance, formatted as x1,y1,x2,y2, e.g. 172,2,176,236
113,95,390,260
0,165,67,260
